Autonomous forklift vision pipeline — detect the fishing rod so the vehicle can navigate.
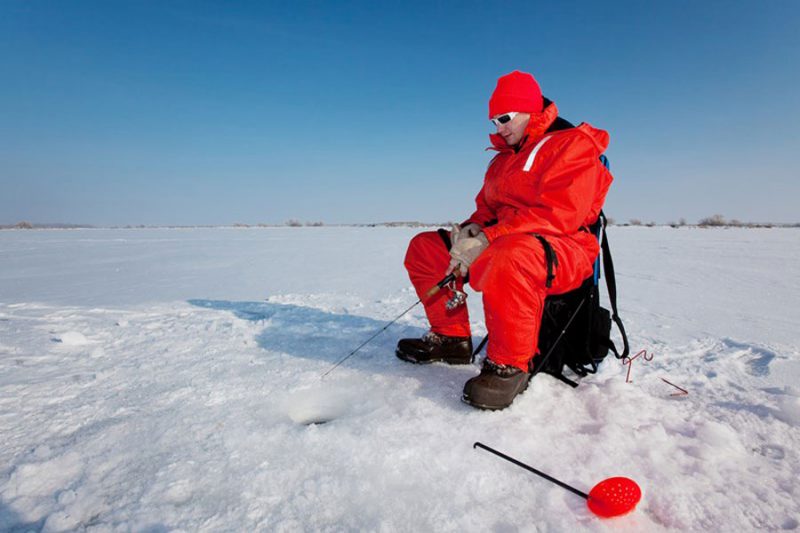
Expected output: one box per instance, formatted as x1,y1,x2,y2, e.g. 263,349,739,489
320,273,456,379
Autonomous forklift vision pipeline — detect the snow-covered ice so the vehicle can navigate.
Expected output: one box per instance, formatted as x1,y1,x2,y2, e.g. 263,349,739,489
1,226,798,531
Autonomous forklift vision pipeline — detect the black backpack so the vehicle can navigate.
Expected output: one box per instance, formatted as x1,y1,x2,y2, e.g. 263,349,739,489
531,209,629,387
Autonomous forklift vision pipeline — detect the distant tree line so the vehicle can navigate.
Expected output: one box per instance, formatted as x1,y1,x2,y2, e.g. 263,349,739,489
0,221,94,229
4,218,800,230
619,215,799,228
283,220,324,227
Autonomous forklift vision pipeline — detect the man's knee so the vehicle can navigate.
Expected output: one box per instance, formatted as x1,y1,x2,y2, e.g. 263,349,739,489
404,230,447,271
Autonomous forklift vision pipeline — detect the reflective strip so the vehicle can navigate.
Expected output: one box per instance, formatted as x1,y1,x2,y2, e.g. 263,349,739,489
522,135,552,172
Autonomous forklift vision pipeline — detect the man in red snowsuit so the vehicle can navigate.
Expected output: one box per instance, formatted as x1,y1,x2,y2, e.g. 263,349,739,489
396,71,613,410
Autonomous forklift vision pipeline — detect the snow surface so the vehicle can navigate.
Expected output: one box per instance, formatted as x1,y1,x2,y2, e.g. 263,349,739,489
1,226,799,532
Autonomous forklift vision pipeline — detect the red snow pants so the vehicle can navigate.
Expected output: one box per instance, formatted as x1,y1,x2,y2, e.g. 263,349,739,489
404,230,598,371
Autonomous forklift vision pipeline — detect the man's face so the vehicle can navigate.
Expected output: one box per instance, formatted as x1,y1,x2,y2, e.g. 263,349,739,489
493,112,531,146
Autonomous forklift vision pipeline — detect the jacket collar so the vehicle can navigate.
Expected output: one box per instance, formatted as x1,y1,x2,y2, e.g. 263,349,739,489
488,100,560,152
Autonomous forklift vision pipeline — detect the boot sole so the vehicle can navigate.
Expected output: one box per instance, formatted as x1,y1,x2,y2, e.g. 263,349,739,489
395,348,472,365
461,376,531,411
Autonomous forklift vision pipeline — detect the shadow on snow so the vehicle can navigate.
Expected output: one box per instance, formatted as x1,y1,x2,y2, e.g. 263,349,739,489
186,299,481,388
0,500,43,532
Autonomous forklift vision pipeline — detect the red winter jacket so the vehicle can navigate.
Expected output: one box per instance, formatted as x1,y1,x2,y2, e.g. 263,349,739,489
465,100,613,243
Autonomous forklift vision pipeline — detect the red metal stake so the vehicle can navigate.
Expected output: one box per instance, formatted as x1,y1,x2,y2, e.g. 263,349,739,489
660,377,688,396
622,349,654,383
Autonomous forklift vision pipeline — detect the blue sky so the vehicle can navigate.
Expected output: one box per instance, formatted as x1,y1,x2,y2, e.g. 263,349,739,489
1,1,798,225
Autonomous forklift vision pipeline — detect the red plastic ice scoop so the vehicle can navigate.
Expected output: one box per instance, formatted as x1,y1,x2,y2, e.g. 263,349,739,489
587,476,642,517
474,442,642,518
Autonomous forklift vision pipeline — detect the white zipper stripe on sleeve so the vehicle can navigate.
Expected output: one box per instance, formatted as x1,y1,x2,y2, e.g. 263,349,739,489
522,135,552,172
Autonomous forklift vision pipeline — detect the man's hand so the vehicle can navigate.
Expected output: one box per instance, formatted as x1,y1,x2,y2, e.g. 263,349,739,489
447,232,489,276
450,222,482,246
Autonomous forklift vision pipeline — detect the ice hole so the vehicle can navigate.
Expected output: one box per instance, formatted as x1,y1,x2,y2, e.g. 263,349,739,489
284,386,353,427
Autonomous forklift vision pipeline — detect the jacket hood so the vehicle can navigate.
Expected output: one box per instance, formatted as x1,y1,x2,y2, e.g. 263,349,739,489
575,122,610,154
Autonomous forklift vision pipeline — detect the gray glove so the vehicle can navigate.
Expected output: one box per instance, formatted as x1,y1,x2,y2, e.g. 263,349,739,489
450,223,482,246
448,232,489,276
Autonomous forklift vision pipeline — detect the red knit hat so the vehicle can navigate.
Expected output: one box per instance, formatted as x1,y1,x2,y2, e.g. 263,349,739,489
488,70,543,118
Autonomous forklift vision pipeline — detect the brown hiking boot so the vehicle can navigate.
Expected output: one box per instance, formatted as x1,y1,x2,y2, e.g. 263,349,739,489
396,331,473,365
462,359,531,410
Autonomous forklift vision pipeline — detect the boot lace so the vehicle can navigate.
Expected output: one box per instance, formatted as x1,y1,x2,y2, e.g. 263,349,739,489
483,359,523,377
421,331,445,345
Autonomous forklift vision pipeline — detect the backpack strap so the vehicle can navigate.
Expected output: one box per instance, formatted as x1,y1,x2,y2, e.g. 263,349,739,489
472,335,489,359
534,235,558,288
598,212,630,359
530,294,588,387
550,372,579,388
